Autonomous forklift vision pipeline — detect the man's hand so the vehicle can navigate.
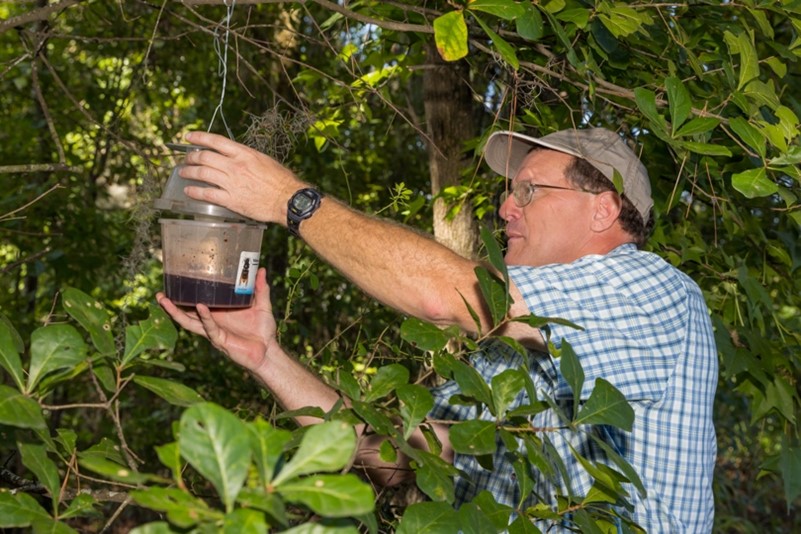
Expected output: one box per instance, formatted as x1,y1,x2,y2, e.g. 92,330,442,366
178,131,305,225
157,267,277,373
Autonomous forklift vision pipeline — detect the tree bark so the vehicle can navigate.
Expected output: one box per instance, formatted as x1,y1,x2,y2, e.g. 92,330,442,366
423,40,480,260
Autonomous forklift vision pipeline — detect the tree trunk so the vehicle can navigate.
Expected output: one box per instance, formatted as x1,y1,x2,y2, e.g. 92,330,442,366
422,40,480,260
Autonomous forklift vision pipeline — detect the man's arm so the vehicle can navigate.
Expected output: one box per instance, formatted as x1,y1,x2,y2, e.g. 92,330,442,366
156,268,452,487
178,132,541,345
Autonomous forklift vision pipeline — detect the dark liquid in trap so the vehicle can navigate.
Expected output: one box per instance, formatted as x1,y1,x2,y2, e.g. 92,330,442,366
165,274,253,308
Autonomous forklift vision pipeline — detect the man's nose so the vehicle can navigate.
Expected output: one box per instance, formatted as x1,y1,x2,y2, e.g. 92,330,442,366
498,192,518,222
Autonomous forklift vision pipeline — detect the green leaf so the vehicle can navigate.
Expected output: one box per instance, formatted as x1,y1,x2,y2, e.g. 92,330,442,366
78,456,153,484
780,437,801,510
0,491,49,528
449,420,497,456
674,117,720,138
364,363,409,403
452,359,495,412
62,287,116,356
133,375,204,407
129,522,177,534
19,442,61,512
681,141,732,156
59,493,98,520
634,87,669,138
122,304,178,366
278,474,374,517
155,442,182,483
26,324,88,393
558,340,584,416
470,490,514,531
433,11,468,61
179,402,251,511
0,385,47,430
598,3,646,38
729,117,766,158
468,0,526,20
396,501,459,534
400,317,457,352
575,379,634,431
490,368,526,418
413,451,457,503
725,30,760,90
665,76,692,132
732,167,778,198
272,421,356,486
470,13,519,70
398,384,434,440
131,488,220,528
0,318,25,391
475,266,510,328
237,488,288,527
588,431,647,499
457,501,500,534
281,525,359,534
350,400,396,435
248,417,291,484
516,5,544,41
222,508,267,534
480,225,507,282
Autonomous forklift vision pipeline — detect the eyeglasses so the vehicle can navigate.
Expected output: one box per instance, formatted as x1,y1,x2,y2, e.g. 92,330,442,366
499,181,595,208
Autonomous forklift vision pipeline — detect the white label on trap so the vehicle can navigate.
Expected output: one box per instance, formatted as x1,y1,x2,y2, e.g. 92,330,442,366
234,252,259,295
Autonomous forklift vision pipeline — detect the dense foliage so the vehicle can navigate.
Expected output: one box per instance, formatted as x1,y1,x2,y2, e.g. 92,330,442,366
0,0,799,532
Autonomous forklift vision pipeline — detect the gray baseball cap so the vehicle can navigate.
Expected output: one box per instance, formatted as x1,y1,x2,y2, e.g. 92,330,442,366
484,128,653,224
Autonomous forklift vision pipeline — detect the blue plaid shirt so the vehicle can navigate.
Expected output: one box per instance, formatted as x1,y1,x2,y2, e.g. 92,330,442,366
430,244,717,532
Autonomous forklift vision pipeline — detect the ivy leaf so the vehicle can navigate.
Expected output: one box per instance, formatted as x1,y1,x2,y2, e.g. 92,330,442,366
122,304,178,366
398,384,434,440
179,402,251,512
272,421,356,486
62,287,116,356
433,11,468,61
0,318,25,391
278,474,374,517
665,76,692,132
449,420,497,456
133,375,204,407
0,385,46,430
468,0,526,20
400,317,458,352
26,324,88,394
575,379,634,431
364,363,409,403
732,167,778,198
396,501,459,534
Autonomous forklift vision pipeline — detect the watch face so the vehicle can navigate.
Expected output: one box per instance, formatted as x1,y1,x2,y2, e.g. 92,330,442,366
293,193,315,213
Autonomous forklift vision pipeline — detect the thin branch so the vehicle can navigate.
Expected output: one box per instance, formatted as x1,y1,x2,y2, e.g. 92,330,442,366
0,0,85,35
0,183,64,222
0,164,80,174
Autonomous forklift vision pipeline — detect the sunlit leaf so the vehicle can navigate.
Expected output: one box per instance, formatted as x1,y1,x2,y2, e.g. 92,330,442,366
62,287,116,356
272,421,356,486
732,167,778,198
396,501,458,533
400,318,458,351
133,375,204,407
248,417,291,485
575,379,634,431
433,11,468,61
122,304,178,366
450,420,497,456
278,474,374,517
398,384,434,439
364,363,409,403
468,0,526,21
26,324,87,393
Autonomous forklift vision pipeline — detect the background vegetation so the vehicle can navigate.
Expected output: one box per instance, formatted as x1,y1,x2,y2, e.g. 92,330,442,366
1,0,800,532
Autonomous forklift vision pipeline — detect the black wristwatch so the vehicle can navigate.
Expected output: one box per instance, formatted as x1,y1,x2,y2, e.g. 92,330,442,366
287,187,324,237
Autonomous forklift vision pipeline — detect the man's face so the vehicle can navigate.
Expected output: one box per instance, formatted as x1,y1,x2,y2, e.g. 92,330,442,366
499,149,596,267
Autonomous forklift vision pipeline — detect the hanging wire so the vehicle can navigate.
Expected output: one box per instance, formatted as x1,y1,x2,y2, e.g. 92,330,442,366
208,0,236,139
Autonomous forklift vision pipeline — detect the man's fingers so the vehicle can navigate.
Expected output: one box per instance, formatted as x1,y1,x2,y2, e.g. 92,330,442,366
157,295,206,336
185,131,244,157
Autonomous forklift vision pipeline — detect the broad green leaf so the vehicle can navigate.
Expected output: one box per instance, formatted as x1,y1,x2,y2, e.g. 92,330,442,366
633,87,669,138
396,501,458,533
449,420,497,456
433,11,468,61
729,117,766,158
558,340,584,417
674,117,720,138
272,421,356,486
62,287,116,356
0,385,47,430
665,76,691,131
248,417,291,484
0,318,25,391
491,368,526,418
398,383,434,439
155,442,182,486
470,490,514,531
724,30,760,90
133,375,204,407
588,431,647,498
400,317,457,351
509,514,543,533
364,363,409,403
468,0,526,20
19,442,61,512
480,225,507,282
131,487,221,528
26,324,87,393
575,379,634,431
475,266,510,327
732,167,778,198
122,304,178,366
237,488,288,527
457,501,499,534
351,400,396,435
59,493,97,520
0,490,49,527
278,474,374,517
471,13,519,70
452,359,495,412
516,6,544,41
598,3,646,38
31,516,79,534
413,451,457,503
79,437,127,465
681,141,732,156
780,437,801,509
222,508,267,534
179,402,251,511
78,456,154,484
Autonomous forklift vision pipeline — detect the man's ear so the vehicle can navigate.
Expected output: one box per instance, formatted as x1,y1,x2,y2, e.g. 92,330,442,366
590,191,623,231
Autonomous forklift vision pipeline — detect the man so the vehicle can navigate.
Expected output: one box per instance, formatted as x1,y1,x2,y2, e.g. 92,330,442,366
158,127,717,532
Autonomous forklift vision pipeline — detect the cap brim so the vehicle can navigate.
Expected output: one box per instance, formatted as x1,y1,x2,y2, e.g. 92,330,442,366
484,131,583,179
